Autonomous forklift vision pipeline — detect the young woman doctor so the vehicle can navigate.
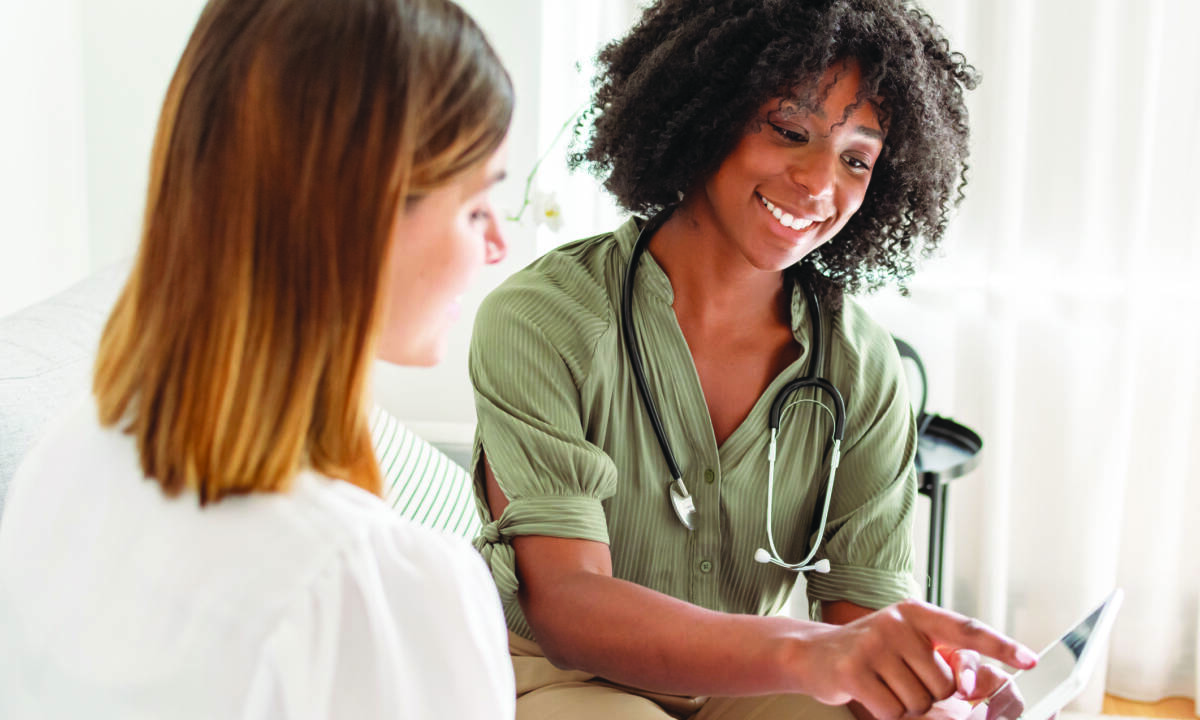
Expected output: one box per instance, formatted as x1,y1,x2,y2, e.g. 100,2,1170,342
0,0,515,716
470,0,1035,718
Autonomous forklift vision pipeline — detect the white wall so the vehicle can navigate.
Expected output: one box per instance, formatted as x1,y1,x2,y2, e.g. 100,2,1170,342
0,0,91,317
0,0,207,318
77,0,209,271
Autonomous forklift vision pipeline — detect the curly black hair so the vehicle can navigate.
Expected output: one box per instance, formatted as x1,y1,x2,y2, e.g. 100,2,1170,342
571,0,979,307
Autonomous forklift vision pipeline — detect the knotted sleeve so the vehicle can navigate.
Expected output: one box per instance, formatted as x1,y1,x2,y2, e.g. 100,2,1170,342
468,281,617,607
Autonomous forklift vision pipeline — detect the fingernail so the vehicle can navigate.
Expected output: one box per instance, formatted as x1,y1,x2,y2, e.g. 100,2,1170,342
1016,646,1038,667
960,668,976,696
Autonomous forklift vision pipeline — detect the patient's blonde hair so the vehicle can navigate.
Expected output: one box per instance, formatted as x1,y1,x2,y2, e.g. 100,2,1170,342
94,0,512,504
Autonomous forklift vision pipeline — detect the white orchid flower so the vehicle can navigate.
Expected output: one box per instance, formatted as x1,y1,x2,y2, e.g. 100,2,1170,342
531,190,564,232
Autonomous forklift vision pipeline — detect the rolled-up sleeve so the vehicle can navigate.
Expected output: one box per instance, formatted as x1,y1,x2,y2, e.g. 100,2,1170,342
468,284,617,605
804,313,920,615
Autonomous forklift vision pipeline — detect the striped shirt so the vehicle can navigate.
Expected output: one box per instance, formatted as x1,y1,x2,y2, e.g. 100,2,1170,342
471,218,918,641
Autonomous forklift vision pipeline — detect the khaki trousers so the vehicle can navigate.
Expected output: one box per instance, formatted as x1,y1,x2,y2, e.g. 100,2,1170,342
509,632,856,720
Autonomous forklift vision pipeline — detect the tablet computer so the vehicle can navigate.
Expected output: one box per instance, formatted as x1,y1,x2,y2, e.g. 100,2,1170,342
982,588,1124,720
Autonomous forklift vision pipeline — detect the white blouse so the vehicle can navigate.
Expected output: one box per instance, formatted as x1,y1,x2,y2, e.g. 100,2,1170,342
0,399,515,719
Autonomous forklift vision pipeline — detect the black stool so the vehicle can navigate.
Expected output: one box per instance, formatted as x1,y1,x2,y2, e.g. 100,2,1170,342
893,338,983,606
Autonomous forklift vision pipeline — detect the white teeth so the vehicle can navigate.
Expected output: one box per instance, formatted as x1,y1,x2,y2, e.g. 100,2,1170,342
759,194,815,232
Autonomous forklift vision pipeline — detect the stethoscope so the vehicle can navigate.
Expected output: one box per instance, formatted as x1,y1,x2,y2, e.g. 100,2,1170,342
620,210,846,574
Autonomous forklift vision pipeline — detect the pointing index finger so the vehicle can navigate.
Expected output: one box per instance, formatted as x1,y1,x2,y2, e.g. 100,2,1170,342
907,602,1039,670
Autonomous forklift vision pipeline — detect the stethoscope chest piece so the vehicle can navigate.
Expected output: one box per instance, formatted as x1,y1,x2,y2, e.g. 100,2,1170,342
668,478,698,531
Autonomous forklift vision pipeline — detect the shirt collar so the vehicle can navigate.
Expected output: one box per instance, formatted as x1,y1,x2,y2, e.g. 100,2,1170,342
614,216,675,303
787,267,813,345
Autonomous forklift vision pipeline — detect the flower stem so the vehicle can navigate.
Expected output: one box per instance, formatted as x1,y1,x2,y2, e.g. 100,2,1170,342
507,103,588,223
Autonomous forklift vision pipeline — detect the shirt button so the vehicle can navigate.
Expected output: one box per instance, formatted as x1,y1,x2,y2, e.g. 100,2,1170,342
699,560,713,573
704,468,715,484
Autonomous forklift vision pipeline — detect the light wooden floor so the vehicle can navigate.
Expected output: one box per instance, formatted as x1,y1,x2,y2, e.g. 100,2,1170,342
1102,694,1196,719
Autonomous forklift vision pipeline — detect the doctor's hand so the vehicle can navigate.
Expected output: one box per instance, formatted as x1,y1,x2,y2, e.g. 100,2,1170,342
920,649,1025,720
945,648,1024,706
791,600,1037,720
871,655,1025,720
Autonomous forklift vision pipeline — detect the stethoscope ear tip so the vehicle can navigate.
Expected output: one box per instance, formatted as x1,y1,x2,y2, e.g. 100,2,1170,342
753,548,831,573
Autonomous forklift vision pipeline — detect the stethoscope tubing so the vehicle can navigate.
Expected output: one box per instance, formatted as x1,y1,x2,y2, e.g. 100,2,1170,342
770,377,845,438
621,210,684,484
622,211,848,571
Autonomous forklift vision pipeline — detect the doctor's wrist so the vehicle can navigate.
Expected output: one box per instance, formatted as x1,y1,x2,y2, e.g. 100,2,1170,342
765,618,844,698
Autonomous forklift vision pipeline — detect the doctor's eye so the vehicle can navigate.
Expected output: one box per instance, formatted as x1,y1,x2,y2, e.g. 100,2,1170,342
842,154,873,172
769,122,808,144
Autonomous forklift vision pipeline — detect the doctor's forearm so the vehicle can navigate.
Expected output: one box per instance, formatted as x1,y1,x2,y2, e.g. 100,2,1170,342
515,541,1034,715
488,456,829,697
515,551,827,697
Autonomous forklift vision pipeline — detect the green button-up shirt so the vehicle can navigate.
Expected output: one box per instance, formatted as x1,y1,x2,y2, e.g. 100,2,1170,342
471,218,919,642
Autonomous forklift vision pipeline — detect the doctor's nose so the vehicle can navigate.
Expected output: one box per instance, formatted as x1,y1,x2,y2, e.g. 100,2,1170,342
790,154,837,214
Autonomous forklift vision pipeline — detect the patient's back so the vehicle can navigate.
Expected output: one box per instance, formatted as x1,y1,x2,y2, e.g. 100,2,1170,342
0,398,513,719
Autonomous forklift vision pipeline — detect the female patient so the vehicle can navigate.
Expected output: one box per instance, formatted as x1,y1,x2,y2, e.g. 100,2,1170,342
0,0,513,716
471,0,1032,719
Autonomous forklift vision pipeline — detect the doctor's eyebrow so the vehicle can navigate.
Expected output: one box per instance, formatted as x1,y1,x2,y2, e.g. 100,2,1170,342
772,103,885,141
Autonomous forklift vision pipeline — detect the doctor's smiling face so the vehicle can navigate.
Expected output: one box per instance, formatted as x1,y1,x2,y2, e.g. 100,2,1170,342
690,59,884,273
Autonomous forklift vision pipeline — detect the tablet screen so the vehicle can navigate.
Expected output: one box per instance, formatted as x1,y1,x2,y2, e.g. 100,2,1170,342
983,589,1123,720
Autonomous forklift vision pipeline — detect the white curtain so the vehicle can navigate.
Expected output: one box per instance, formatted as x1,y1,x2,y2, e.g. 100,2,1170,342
862,0,1200,710
516,0,644,254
